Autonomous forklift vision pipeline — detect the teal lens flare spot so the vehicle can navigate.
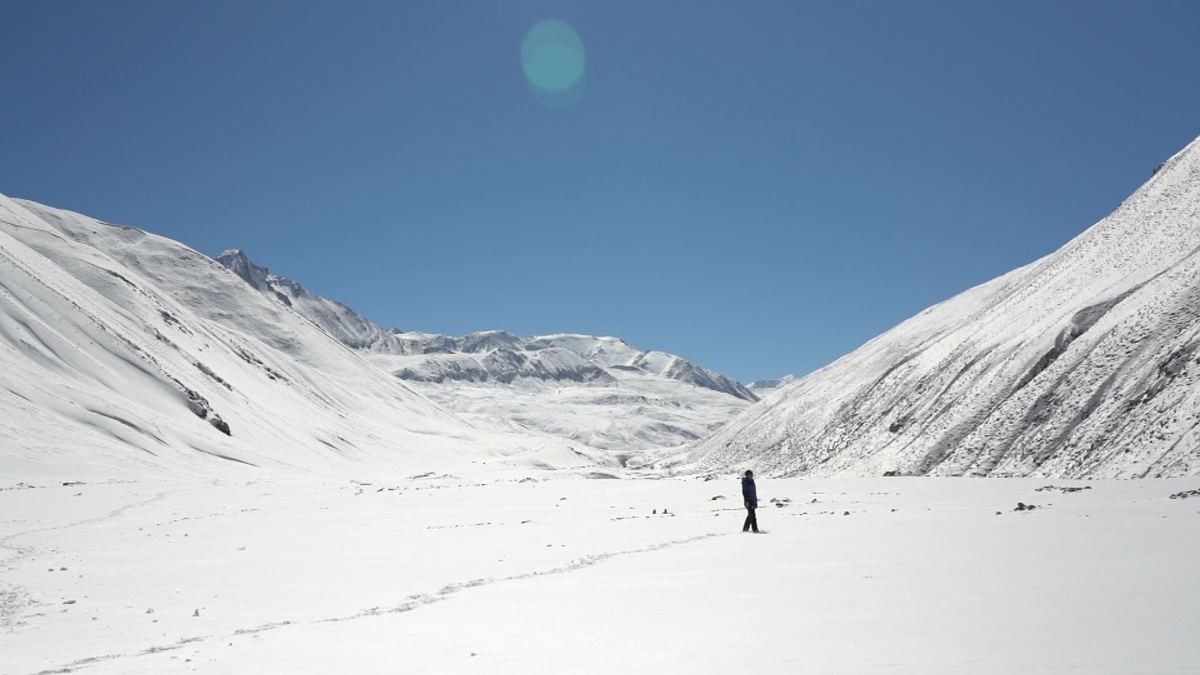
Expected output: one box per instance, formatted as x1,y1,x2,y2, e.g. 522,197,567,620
521,20,585,106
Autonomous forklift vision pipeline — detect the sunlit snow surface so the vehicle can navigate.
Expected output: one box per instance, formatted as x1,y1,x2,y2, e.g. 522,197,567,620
2,474,1197,673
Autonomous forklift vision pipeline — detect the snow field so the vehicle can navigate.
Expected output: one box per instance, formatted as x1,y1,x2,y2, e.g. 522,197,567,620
2,476,1198,674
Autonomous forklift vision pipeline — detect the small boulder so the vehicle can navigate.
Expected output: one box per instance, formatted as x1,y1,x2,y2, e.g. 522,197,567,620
208,415,231,436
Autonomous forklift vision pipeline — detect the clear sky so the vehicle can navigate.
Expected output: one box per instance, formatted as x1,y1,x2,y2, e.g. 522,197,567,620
2,1,1198,382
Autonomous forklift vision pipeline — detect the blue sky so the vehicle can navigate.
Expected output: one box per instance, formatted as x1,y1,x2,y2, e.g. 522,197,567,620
2,1,1198,382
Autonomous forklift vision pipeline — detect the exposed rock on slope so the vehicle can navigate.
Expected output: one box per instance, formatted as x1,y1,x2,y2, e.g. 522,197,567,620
694,135,1200,478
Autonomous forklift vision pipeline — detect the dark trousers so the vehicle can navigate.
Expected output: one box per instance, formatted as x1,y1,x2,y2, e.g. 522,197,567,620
743,504,758,532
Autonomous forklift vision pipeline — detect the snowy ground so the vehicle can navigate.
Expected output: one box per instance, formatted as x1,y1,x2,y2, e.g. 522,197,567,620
2,475,1198,674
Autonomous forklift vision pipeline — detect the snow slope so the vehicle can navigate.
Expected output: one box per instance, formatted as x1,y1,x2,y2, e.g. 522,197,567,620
215,251,757,456
0,196,599,481
695,135,1200,478
375,368,751,461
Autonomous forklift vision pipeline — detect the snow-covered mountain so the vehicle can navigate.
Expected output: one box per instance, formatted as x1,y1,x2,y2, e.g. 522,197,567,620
216,249,756,402
363,331,617,386
215,250,756,456
0,196,603,481
694,135,1200,479
375,331,757,400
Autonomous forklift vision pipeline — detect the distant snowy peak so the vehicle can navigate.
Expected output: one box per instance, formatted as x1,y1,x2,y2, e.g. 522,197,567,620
388,330,534,356
216,249,267,288
216,249,394,350
217,252,757,400
526,334,757,400
387,343,615,386
747,374,797,395
383,331,614,385
384,331,758,400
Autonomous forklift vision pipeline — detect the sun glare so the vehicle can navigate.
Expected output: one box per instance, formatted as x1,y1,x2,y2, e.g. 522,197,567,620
521,19,586,106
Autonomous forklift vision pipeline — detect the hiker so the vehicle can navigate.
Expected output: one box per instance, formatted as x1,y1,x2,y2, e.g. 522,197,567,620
742,470,759,533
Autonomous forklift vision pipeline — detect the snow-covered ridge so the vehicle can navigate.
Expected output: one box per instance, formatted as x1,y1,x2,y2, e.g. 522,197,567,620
216,250,757,401
694,134,1200,478
215,249,397,351
383,330,759,401
0,197,604,480
375,331,617,386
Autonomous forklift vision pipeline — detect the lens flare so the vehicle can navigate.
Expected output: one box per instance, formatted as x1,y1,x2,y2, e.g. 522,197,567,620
521,19,585,106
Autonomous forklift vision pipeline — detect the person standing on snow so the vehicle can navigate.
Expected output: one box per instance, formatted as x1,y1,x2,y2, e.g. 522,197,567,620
742,470,759,533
